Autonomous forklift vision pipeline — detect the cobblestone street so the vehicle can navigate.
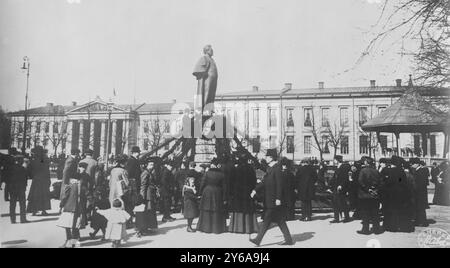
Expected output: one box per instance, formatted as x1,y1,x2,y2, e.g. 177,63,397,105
2,186,449,248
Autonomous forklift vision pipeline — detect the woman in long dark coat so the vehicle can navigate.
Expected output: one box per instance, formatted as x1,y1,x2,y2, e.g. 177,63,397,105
27,146,52,216
136,160,158,237
382,156,414,233
228,156,259,233
196,158,227,234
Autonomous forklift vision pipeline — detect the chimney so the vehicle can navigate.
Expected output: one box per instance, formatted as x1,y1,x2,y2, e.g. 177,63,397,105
252,86,259,92
396,79,402,87
318,82,324,89
46,102,54,107
370,80,376,88
72,101,77,106
284,83,292,91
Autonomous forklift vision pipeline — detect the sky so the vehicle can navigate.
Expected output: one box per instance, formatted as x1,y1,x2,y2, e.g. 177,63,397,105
0,0,417,112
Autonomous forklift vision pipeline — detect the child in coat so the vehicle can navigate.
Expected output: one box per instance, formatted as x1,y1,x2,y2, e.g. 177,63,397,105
57,162,88,248
183,177,199,232
89,192,110,240
97,199,130,248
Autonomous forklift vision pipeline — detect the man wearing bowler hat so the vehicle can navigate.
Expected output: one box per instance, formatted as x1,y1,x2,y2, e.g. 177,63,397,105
250,149,293,246
126,146,142,193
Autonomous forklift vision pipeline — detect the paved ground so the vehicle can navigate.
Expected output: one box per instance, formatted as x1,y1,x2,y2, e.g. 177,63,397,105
1,186,450,248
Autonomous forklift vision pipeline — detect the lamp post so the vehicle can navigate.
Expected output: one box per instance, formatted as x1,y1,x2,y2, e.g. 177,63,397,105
105,103,112,170
21,56,30,154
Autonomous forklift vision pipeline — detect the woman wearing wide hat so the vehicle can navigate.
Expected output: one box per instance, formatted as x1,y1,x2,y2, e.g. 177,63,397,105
196,158,227,234
228,153,259,233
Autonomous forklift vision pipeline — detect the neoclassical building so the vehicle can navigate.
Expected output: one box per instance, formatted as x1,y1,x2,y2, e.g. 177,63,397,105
8,80,450,162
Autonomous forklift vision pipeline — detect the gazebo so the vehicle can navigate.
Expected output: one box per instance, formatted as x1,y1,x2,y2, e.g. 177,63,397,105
362,89,450,160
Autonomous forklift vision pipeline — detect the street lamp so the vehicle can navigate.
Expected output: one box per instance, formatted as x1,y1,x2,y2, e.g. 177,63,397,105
21,56,30,154
105,103,112,170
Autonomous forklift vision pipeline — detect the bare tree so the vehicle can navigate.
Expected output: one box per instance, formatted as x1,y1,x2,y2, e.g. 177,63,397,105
307,110,326,162
414,34,450,86
143,114,164,155
325,122,346,160
44,117,68,157
356,0,449,87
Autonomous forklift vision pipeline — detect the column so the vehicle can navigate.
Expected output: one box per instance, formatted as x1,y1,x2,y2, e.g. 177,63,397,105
139,119,145,150
123,119,129,154
11,121,17,148
31,121,37,148
79,120,84,152
49,121,55,155
100,120,106,160
111,120,117,156
90,120,95,150
41,121,46,149
66,121,73,153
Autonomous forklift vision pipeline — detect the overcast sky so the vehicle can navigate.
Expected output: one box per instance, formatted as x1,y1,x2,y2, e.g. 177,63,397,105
0,0,417,111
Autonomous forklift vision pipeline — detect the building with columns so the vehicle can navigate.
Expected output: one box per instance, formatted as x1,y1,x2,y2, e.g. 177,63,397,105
8,81,450,162
9,97,141,159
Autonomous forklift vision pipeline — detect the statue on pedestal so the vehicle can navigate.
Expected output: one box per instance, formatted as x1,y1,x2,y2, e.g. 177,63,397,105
193,45,218,114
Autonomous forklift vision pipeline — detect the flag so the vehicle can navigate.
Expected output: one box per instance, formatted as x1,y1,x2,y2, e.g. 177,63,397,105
113,88,117,97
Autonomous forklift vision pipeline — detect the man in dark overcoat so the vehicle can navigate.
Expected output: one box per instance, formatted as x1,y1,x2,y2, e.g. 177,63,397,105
330,155,351,223
280,158,296,221
296,158,317,221
60,149,80,200
160,161,176,222
126,146,142,193
250,149,293,246
7,155,29,224
410,158,429,227
357,157,382,235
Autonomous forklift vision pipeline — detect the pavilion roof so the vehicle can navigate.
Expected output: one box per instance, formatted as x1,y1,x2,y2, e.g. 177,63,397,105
362,90,449,133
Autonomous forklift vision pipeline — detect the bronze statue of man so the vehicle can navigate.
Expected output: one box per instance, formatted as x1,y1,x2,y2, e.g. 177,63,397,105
193,45,218,112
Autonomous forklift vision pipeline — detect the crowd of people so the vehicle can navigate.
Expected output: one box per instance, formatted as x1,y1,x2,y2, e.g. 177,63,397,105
1,144,450,248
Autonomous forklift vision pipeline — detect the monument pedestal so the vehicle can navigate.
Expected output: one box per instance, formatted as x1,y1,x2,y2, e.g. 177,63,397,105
194,138,216,164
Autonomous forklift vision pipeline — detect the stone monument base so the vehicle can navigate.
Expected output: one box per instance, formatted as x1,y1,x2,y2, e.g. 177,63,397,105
194,138,216,164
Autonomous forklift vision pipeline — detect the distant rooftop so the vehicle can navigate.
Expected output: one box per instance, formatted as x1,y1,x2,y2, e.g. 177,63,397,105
9,101,194,116
8,83,450,116
217,85,450,99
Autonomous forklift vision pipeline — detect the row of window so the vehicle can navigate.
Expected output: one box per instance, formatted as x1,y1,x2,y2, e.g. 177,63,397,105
14,121,65,135
250,134,391,155
251,106,387,129
142,119,171,134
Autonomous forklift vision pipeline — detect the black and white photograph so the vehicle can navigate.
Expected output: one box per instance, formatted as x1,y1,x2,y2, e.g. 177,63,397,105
0,0,449,251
